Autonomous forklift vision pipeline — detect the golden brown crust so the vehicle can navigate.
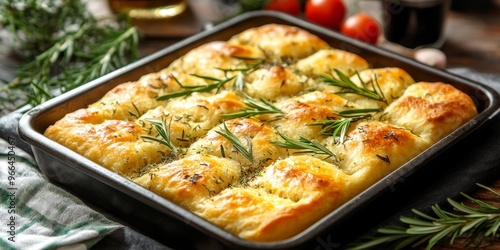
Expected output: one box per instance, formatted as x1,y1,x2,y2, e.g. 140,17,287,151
351,67,415,105
198,155,352,241
137,91,246,146
43,24,477,242
186,118,286,171
339,67,415,109
326,121,431,195
294,48,370,78
268,91,347,141
134,154,242,211
228,24,329,62
244,65,312,100
382,82,478,143
44,117,167,177
167,41,266,79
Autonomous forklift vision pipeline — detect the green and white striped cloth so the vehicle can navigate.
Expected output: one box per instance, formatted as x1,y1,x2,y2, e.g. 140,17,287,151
0,138,122,250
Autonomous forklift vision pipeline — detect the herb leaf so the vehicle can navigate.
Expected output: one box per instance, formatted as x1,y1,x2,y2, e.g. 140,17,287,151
0,0,139,115
272,132,338,164
215,57,264,74
215,122,254,162
222,93,283,119
141,117,177,153
321,69,387,104
156,74,235,101
308,108,380,144
348,184,500,250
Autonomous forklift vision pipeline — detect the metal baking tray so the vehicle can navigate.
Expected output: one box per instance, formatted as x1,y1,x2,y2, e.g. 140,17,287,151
18,11,500,250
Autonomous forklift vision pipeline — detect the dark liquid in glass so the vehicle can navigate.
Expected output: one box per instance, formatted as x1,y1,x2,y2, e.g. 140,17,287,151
383,0,448,48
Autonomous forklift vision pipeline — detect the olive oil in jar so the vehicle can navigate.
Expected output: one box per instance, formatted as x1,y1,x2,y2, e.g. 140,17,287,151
107,0,186,19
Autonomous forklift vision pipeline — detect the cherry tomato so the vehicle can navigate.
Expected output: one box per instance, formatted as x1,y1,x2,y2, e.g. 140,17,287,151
264,0,301,16
305,0,346,30
340,12,381,44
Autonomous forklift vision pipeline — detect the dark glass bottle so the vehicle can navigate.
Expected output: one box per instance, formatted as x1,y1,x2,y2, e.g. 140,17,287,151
382,0,449,49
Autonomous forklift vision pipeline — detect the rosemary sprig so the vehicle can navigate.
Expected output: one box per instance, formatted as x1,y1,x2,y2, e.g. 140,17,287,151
308,108,381,144
321,69,387,104
0,0,139,115
272,132,338,163
141,118,177,153
349,184,500,250
156,74,235,101
156,56,262,101
0,0,91,57
218,56,264,91
62,25,139,91
215,122,254,162
221,93,283,119
216,57,264,74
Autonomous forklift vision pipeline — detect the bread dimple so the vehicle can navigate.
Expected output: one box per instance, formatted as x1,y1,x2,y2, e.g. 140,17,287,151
199,156,352,242
137,91,246,146
294,48,370,78
288,91,350,109
134,154,242,211
186,118,286,171
244,65,312,100
86,81,163,121
250,155,353,204
167,41,265,80
270,100,338,140
43,23,477,242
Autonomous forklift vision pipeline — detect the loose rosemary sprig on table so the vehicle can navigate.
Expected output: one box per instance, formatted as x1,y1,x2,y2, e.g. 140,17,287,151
141,118,177,154
215,122,254,162
308,108,381,144
349,184,500,250
272,132,338,164
321,69,387,104
221,93,283,119
0,0,91,58
0,0,139,115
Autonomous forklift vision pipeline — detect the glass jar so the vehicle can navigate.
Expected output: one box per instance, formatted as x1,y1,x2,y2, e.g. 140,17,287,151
107,0,186,19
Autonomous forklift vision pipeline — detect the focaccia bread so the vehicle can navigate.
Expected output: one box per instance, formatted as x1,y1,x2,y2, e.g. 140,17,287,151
44,24,477,242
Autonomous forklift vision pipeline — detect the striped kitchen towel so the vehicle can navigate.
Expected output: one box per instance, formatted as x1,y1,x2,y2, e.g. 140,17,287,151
0,137,122,250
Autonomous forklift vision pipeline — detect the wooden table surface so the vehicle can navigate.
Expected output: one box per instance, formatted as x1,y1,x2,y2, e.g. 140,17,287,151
1,0,499,249
438,1,500,74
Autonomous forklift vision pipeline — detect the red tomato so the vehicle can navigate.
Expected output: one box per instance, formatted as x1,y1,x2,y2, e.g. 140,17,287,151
264,0,301,16
305,0,346,30
341,12,381,44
